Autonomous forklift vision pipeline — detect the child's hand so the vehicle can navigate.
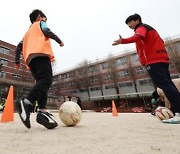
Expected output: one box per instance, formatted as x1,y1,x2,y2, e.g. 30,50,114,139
16,64,20,69
112,35,122,46
60,41,64,47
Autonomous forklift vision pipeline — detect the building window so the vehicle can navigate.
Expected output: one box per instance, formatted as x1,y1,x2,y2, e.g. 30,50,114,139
103,73,112,81
68,71,75,78
25,77,33,82
78,69,85,75
80,80,85,86
80,89,87,93
0,71,6,78
101,62,109,70
139,79,152,85
135,66,147,75
169,63,175,69
61,82,69,89
119,82,133,87
116,57,127,66
90,86,100,91
69,81,76,87
50,85,58,90
12,74,21,81
60,83,65,89
90,76,99,84
53,76,58,82
0,59,8,66
89,65,97,73
131,54,139,62
171,42,180,51
117,70,130,78
171,75,179,79
0,46,10,54
105,84,114,89
61,73,68,80
69,90,78,94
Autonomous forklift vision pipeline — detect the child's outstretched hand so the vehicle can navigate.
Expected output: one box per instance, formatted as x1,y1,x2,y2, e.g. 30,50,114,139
60,41,64,47
16,64,20,69
112,35,122,46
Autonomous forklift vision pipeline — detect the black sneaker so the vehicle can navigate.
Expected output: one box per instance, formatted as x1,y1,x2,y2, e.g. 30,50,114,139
36,111,58,129
15,99,32,129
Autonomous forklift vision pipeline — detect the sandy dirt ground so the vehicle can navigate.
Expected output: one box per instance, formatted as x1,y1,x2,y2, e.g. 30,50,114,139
0,111,180,154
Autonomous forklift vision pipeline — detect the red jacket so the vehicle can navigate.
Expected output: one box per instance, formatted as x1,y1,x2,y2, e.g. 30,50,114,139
122,23,169,66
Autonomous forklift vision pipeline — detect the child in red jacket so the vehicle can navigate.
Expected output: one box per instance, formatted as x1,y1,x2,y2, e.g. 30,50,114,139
113,13,180,124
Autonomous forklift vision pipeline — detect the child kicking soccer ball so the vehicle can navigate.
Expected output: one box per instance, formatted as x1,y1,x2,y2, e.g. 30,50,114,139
15,9,64,129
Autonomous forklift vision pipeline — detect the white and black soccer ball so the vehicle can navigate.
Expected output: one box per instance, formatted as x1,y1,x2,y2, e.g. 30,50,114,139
155,106,174,120
59,101,82,126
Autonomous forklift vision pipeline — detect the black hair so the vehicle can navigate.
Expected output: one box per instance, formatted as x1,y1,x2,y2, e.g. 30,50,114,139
29,9,47,23
125,13,142,24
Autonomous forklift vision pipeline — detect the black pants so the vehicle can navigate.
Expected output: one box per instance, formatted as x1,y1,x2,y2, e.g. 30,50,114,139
27,56,53,109
146,62,180,113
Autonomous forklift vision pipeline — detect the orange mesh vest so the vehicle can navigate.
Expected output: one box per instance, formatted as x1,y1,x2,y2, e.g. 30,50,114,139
23,21,55,68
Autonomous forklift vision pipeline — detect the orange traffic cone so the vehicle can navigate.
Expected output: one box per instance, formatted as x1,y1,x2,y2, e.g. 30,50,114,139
1,86,14,122
112,100,118,116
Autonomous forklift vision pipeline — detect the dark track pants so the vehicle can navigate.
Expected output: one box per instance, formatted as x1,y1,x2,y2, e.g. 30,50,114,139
27,56,53,109
146,62,180,113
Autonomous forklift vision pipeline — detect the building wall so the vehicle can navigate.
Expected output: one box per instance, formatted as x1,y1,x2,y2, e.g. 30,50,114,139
0,40,34,100
51,36,180,101
1,37,179,105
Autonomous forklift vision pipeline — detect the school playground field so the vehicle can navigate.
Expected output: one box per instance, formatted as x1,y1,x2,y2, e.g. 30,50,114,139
0,111,180,154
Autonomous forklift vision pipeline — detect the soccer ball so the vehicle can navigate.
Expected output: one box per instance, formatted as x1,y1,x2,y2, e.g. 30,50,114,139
155,106,174,120
59,101,82,126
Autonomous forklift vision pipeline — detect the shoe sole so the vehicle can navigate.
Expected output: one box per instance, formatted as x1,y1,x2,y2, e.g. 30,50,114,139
162,121,180,124
37,114,58,129
37,120,58,129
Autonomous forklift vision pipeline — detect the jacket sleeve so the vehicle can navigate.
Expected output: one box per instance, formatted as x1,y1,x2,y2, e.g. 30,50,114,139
121,34,141,44
40,21,62,44
15,40,23,64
